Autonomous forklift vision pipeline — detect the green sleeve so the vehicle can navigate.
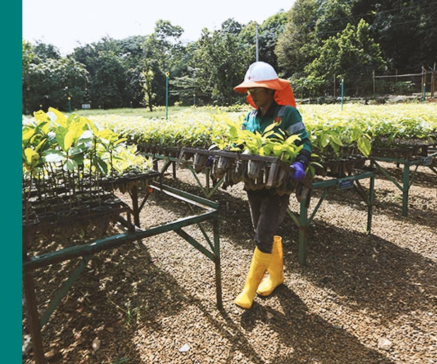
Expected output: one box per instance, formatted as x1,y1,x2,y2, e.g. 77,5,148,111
282,107,312,154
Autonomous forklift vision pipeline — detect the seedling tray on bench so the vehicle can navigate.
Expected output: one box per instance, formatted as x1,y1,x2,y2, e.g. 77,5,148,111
22,190,132,242
177,147,312,195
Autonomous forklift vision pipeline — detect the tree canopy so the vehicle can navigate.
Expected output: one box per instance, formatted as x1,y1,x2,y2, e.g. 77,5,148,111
22,1,436,112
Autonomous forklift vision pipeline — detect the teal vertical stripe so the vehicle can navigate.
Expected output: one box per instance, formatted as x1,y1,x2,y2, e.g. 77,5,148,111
2,1,22,362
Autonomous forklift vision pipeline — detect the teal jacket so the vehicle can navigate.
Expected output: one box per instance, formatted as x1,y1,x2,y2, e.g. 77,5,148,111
242,102,312,167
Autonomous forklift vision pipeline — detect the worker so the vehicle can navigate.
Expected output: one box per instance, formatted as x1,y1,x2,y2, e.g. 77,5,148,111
233,61,312,309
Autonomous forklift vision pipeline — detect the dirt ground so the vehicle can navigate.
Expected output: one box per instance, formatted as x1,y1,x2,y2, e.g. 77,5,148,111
23,160,437,364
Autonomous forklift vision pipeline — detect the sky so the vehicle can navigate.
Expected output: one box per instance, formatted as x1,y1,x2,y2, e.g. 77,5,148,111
23,0,296,56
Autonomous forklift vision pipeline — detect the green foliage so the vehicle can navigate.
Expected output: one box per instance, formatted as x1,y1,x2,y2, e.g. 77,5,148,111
72,36,148,108
22,2,436,110
276,0,435,95
370,0,437,73
211,119,303,164
191,23,249,105
142,20,186,106
90,52,127,109
301,104,437,156
314,0,355,42
22,108,151,181
91,104,437,161
305,19,385,96
275,0,318,76
140,69,155,111
238,11,288,72
22,49,90,114
33,41,61,61
98,108,233,149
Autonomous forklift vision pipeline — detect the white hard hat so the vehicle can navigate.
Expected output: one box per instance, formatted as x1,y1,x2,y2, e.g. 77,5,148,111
234,61,296,108
244,62,278,82
234,61,287,92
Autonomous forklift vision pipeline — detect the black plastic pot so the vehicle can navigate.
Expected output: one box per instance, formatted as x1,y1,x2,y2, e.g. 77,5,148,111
247,160,263,180
193,153,208,173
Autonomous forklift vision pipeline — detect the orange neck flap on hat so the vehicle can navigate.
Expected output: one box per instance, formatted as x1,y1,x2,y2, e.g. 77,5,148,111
246,85,296,109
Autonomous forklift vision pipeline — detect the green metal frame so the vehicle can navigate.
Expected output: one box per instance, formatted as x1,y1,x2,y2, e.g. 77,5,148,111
287,169,375,266
23,183,221,364
185,165,226,198
370,151,437,217
147,150,377,266
145,152,225,198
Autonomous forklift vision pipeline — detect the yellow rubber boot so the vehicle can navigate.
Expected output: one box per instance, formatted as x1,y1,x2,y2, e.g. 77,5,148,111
256,236,284,297
235,247,272,309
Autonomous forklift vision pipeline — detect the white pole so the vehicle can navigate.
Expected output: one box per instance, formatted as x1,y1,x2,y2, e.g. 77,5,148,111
256,24,259,62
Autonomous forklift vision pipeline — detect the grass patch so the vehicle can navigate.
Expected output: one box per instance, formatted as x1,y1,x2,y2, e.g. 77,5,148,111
71,106,190,118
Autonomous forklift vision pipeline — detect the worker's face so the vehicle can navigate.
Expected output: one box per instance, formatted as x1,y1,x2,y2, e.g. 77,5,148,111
247,88,274,109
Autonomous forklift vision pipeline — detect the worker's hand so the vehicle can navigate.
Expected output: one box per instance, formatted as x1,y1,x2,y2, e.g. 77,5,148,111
205,155,215,167
290,161,305,182
206,144,218,167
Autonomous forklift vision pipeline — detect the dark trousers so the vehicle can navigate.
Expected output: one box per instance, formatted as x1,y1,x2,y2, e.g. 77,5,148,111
246,189,290,254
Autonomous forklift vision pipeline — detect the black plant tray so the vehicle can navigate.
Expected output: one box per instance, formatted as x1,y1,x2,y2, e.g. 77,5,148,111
100,170,162,193
137,143,182,158
371,145,426,160
314,155,368,177
22,192,131,239
370,137,437,160
177,147,313,195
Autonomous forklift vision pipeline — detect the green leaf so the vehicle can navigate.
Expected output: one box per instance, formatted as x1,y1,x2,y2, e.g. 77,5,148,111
49,107,67,127
284,134,300,145
263,130,275,139
272,144,284,157
71,154,85,165
97,128,118,142
330,134,344,147
263,123,276,134
350,128,361,142
320,133,329,148
64,128,76,151
114,138,127,145
95,156,109,175
33,110,51,123
43,149,66,163
357,136,371,157
24,148,39,166
64,159,79,171
67,113,80,126
55,126,68,151
70,145,88,156
22,128,36,142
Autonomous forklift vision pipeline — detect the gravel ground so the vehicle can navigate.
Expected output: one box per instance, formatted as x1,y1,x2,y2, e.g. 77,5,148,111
23,161,437,364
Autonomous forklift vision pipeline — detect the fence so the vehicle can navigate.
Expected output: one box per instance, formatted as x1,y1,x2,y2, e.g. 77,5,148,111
294,65,437,103
373,65,436,99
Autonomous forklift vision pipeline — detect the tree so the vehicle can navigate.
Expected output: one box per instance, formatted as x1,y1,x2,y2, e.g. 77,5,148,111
22,40,35,76
275,0,319,77
237,12,289,73
191,21,249,105
22,57,90,113
171,42,213,105
33,41,61,61
119,35,150,107
140,69,155,111
314,0,355,42
238,21,258,63
142,20,186,106
305,19,385,95
370,0,437,72
72,37,141,108
90,52,127,109
221,18,243,35
23,4,435,108
257,11,288,72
